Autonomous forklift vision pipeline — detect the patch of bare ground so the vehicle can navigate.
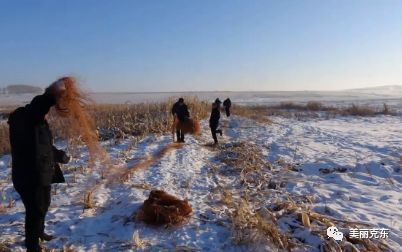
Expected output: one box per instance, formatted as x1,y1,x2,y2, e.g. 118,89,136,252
209,142,392,251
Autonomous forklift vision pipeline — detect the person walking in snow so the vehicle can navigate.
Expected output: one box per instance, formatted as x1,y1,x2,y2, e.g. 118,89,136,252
209,101,223,144
8,78,71,252
171,98,190,143
223,98,231,117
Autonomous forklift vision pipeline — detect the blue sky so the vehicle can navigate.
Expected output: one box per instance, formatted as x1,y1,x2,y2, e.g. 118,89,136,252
1,0,402,92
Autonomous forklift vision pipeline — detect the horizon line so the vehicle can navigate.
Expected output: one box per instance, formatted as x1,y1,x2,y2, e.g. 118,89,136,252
89,85,402,94
1,84,401,94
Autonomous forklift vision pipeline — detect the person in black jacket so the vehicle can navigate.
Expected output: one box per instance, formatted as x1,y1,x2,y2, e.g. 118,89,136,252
209,102,222,144
223,98,231,117
8,79,70,252
171,98,190,142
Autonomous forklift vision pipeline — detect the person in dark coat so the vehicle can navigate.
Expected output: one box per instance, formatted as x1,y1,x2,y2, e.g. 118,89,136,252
171,98,190,142
8,79,70,252
223,98,231,117
209,102,222,144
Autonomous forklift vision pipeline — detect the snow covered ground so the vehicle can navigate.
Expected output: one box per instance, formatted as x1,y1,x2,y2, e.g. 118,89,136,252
0,114,401,251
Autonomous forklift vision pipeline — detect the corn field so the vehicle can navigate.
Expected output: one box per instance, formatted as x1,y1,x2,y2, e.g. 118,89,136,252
0,97,209,155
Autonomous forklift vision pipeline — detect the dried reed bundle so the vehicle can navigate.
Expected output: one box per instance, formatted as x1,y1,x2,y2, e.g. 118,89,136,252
136,190,192,225
173,118,201,135
54,77,108,164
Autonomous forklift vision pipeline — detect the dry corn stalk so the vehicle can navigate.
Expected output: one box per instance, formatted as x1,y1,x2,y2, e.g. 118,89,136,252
132,230,148,249
301,212,311,228
82,191,93,209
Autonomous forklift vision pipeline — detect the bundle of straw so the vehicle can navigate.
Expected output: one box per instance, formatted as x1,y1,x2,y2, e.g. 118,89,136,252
136,190,192,225
172,117,201,135
54,76,108,164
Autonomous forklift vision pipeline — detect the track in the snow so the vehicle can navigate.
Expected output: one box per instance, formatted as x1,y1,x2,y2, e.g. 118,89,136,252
120,142,183,181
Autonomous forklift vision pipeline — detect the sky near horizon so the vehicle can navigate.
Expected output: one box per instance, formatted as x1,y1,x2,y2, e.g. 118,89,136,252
1,1,402,92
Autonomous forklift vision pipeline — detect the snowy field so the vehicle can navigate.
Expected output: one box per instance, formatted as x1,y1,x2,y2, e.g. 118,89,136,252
1,87,402,110
1,112,401,251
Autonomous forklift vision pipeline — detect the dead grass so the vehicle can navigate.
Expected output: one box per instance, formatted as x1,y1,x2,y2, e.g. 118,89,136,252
214,142,296,250
217,142,272,189
229,198,295,250
132,230,149,249
50,96,208,141
232,101,395,122
0,204,6,214
214,141,392,251
0,96,208,156
344,103,375,116
0,122,9,155
59,245,76,252
82,191,94,209
0,242,12,252
306,101,323,111
382,103,391,115
232,105,273,124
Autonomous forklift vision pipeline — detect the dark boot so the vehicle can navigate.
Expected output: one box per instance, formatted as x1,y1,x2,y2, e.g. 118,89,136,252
27,246,42,252
211,127,218,144
40,233,54,241
180,131,185,143
217,129,223,136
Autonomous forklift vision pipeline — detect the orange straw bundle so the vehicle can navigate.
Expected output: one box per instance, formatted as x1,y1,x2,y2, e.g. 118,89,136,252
54,76,108,164
172,117,201,135
136,190,192,225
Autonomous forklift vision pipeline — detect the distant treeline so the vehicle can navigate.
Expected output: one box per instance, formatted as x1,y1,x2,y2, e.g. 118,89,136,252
1,85,42,94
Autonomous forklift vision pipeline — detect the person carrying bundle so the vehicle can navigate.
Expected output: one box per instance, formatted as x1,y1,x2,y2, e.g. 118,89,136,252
209,100,223,145
8,78,71,252
223,98,231,117
171,98,190,143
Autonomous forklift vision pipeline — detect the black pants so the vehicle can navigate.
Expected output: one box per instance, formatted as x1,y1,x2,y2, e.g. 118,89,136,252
15,185,51,251
225,107,231,117
176,130,184,142
176,117,189,142
210,125,222,144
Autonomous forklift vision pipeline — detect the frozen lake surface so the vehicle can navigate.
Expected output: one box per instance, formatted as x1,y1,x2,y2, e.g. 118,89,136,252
1,89,402,109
